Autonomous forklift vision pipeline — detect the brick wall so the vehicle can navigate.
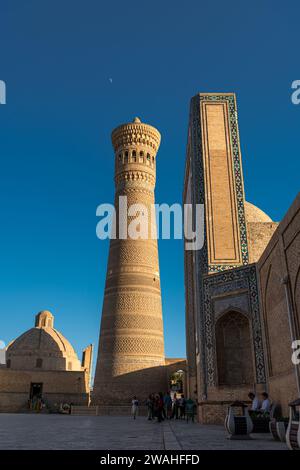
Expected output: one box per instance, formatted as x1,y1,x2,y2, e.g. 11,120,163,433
0,369,90,412
258,193,300,416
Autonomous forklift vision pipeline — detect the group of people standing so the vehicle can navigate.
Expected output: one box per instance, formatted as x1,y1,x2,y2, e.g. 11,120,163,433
131,392,187,421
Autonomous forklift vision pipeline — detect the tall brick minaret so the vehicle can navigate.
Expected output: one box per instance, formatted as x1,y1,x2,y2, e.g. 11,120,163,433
93,117,166,405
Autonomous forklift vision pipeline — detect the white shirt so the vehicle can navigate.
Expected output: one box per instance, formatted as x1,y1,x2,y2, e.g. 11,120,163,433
251,397,260,411
261,398,271,412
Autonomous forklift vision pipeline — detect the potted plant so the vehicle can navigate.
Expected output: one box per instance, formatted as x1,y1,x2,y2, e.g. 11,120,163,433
250,411,271,433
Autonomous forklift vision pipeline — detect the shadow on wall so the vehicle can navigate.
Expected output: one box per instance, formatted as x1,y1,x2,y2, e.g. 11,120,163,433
92,360,187,406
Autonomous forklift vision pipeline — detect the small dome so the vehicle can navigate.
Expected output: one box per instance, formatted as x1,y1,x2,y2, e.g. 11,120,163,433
6,312,82,372
244,201,272,223
132,116,141,123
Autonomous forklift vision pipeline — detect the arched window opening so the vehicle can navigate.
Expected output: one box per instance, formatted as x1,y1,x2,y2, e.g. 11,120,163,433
169,370,184,394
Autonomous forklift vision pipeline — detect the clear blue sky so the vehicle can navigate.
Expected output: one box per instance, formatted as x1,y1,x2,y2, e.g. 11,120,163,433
0,1,299,371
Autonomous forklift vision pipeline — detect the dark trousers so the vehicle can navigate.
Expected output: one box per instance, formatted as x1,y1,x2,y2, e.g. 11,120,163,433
157,409,164,422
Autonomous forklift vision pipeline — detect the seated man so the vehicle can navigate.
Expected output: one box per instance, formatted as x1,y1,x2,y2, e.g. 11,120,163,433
260,392,271,413
248,392,260,411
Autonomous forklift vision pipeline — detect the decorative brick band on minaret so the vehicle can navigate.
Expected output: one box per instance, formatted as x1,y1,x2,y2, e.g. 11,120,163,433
93,117,166,405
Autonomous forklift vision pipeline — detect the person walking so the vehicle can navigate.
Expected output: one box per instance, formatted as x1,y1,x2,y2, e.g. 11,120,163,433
131,396,139,420
171,393,179,419
150,393,155,419
179,394,186,419
146,394,154,420
164,391,173,419
154,393,164,423
157,392,164,422
153,394,159,421
162,393,167,420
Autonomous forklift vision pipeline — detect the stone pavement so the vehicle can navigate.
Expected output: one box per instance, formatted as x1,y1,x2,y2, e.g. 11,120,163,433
165,419,287,450
0,414,287,450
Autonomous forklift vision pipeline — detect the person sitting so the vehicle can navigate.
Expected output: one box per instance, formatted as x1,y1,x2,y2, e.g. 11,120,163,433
260,392,271,414
248,392,260,412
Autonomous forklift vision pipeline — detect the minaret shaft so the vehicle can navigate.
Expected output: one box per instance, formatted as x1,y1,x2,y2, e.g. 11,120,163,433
93,118,166,404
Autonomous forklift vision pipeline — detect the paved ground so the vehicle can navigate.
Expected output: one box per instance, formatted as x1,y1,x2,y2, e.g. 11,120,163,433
0,414,287,450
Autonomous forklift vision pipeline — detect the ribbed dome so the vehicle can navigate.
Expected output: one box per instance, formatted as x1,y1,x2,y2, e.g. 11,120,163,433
6,311,82,372
244,201,273,223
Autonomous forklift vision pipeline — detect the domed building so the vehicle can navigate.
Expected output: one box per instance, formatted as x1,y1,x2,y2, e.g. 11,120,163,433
244,201,273,223
244,200,278,263
0,311,93,413
6,311,82,372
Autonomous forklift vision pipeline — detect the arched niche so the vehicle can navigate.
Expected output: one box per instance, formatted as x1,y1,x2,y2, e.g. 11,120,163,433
215,310,254,386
